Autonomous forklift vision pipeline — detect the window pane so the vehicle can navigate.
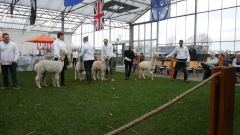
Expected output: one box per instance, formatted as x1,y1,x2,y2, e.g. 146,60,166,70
221,42,234,53
209,42,220,53
167,18,176,46
198,0,208,12
209,0,222,11
177,0,186,16
186,15,194,44
236,7,240,40
187,0,195,14
209,10,221,41
222,0,236,8
139,24,144,40
152,40,157,53
152,22,157,39
139,41,144,54
134,25,138,41
133,42,138,53
171,1,177,17
146,23,151,40
235,42,240,53
197,13,208,39
221,8,236,41
158,20,167,44
176,16,185,42
145,41,151,57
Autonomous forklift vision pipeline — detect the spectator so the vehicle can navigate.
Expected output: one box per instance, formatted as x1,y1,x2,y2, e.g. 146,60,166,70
232,52,240,83
36,51,43,56
201,53,219,81
224,52,229,66
189,45,197,61
218,53,228,67
140,52,145,62
72,49,78,67
132,52,138,73
124,46,134,80
154,53,165,73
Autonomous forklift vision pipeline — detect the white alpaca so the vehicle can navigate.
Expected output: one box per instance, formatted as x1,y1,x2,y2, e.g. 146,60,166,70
92,54,110,81
139,52,159,80
75,56,86,81
35,48,67,88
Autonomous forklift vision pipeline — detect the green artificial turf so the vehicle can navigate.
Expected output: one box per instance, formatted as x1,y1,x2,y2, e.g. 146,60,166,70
0,68,239,135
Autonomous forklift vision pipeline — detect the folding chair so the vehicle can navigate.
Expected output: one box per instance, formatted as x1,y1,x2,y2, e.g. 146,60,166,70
155,61,162,74
166,62,176,76
186,61,199,78
159,61,171,75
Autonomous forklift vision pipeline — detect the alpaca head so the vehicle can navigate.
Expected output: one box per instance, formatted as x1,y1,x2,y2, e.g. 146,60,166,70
105,54,110,63
153,52,159,58
79,56,83,62
59,48,67,58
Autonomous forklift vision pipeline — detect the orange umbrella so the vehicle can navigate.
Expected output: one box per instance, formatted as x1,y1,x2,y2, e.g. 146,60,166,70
26,34,55,43
0,36,13,41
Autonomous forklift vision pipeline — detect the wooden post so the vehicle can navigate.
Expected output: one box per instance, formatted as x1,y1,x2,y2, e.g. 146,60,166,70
170,57,174,78
209,67,235,135
219,57,224,66
137,56,140,74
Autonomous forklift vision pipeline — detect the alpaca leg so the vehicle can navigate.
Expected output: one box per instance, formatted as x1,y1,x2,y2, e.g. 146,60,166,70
139,69,142,79
79,71,83,81
35,73,42,88
92,70,96,80
142,70,146,79
82,71,86,81
97,71,100,80
41,72,47,86
54,73,60,87
75,70,78,80
147,69,154,80
101,71,104,81
52,73,56,87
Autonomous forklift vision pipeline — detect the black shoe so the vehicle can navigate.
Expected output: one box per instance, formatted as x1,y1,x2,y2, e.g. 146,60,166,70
13,86,20,89
126,77,128,80
128,77,130,79
61,82,67,86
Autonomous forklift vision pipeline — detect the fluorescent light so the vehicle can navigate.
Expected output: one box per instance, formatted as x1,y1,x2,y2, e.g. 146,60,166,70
3,14,7,18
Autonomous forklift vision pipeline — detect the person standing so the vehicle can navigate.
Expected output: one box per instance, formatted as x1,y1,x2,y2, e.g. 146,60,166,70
53,32,67,86
80,36,94,84
0,33,20,89
132,52,138,73
166,40,190,83
101,39,114,81
72,49,78,67
189,45,197,61
124,46,134,80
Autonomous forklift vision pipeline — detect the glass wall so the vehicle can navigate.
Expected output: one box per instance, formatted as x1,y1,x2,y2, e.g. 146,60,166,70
133,0,240,54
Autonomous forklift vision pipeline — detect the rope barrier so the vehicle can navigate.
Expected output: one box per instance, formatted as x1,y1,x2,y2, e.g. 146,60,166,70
236,73,240,77
106,72,221,135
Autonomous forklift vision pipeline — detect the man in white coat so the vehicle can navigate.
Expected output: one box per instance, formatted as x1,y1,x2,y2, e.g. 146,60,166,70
0,33,20,89
101,39,114,81
53,32,67,86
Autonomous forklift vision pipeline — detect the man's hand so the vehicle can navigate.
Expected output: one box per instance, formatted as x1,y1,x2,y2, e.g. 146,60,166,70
187,61,189,64
102,61,104,64
129,59,132,62
12,61,17,63
60,58,64,61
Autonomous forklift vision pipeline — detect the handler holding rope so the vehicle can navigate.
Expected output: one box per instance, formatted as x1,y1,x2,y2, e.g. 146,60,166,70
165,40,190,83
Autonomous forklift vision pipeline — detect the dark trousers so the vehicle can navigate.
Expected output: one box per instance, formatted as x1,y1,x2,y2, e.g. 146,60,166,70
55,58,65,83
106,58,114,77
173,59,188,80
190,58,195,61
73,58,77,67
84,60,94,82
236,67,240,82
201,63,211,80
125,60,133,78
1,64,19,87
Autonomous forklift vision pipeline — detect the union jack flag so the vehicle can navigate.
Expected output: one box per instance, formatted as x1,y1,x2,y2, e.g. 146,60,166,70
94,0,104,31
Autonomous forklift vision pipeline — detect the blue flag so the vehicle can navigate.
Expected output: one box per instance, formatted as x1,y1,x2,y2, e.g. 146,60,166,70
64,0,84,7
150,0,171,22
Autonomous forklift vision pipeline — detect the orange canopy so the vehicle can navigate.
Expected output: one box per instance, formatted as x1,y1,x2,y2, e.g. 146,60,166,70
0,36,13,41
26,34,55,43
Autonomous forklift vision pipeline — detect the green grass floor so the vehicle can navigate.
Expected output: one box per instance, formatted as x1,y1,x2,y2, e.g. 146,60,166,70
0,68,240,135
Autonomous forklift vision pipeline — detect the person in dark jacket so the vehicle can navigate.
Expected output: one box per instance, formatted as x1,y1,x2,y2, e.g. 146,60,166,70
124,46,134,80
189,45,197,61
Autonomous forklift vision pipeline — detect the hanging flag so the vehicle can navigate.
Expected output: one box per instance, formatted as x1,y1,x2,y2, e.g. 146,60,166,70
30,0,37,25
64,0,84,7
94,0,104,31
150,0,171,22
